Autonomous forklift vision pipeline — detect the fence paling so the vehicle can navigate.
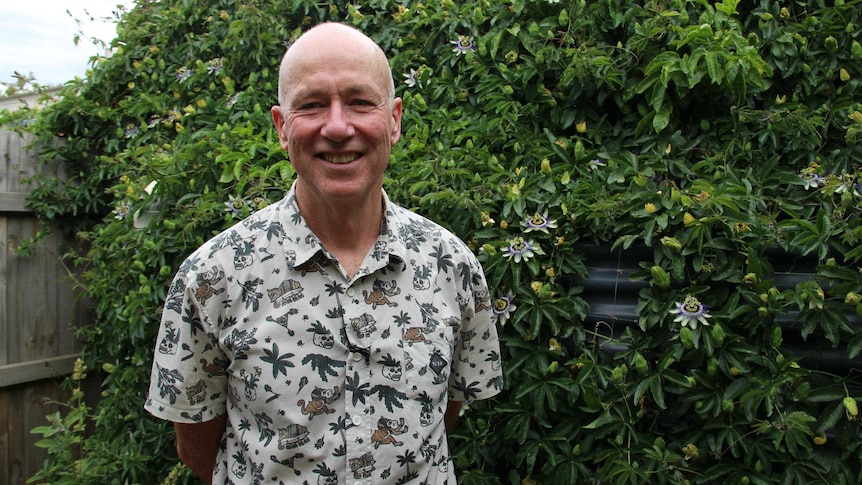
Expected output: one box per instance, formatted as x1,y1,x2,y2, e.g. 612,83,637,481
1,127,84,485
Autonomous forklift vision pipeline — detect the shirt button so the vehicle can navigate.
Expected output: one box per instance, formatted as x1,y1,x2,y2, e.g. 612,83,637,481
352,415,362,426
346,287,356,297
352,352,364,362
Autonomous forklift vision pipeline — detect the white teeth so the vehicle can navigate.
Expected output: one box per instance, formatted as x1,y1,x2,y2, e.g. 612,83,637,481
324,153,358,164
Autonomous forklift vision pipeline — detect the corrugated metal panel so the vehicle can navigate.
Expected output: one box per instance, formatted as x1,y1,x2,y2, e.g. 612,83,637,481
566,243,862,374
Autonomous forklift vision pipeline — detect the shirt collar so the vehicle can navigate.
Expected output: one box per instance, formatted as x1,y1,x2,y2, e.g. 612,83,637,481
279,183,408,274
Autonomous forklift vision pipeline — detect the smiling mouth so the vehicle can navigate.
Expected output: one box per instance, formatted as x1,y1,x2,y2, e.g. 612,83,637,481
322,153,361,164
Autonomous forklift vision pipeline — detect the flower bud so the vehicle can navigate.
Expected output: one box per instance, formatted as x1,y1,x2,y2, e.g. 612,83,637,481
611,364,628,384
660,236,682,252
844,397,858,420
574,140,585,160
558,8,568,25
682,443,699,459
651,265,670,288
707,357,718,376
531,281,543,294
634,352,649,374
412,93,428,111
747,32,760,47
679,327,693,349
770,327,783,347
711,323,726,346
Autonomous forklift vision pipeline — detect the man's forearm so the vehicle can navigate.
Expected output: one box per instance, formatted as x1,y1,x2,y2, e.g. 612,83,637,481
175,415,227,484
445,401,463,432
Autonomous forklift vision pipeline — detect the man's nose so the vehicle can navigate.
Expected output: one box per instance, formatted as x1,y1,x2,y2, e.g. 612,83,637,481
321,103,355,141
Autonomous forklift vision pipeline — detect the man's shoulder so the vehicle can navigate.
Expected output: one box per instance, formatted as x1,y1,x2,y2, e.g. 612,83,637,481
185,196,292,270
388,202,451,238
387,202,476,256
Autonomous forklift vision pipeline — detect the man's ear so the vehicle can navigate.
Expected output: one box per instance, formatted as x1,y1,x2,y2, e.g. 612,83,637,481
271,105,290,150
390,97,403,145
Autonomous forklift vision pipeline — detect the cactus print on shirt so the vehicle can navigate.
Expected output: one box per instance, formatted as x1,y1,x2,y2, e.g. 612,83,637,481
145,184,503,484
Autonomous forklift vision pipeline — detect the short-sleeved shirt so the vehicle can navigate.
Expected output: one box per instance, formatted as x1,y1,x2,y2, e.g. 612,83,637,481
145,185,503,485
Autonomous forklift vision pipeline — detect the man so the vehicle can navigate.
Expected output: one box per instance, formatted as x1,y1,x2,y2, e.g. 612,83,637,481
145,22,502,484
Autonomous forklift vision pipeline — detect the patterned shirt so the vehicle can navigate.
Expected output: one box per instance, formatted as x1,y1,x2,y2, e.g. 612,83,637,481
145,185,503,485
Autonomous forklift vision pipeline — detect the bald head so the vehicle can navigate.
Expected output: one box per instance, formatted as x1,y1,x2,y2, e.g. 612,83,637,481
276,23,395,108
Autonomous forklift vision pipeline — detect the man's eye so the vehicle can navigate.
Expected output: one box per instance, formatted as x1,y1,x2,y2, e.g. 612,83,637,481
298,102,322,109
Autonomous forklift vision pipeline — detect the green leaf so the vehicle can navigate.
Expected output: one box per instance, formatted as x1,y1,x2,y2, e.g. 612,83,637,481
660,369,692,388
633,375,656,406
815,401,845,434
649,375,667,409
583,411,616,430
724,378,751,400
653,104,672,133
34,439,57,449
705,51,723,84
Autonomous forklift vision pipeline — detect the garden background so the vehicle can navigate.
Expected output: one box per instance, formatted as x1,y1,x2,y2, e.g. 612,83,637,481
2,0,861,483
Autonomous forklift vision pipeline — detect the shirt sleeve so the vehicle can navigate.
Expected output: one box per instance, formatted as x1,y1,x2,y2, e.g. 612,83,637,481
448,251,503,402
145,268,228,423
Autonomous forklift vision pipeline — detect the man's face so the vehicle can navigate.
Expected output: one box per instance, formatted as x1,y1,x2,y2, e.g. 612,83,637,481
271,27,402,206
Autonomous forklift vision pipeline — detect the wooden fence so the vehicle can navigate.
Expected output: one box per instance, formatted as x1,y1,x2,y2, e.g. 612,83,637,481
0,127,87,484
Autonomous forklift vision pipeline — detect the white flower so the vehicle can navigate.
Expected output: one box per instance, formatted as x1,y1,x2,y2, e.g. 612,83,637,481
403,69,418,87
522,212,558,234
671,296,711,329
450,35,476,55
492,292,516,324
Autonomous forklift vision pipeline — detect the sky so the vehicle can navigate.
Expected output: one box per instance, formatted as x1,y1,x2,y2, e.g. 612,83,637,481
0,0,132,87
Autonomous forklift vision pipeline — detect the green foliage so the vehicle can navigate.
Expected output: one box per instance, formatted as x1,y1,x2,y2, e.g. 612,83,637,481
18,0,862,483
27,360,184,484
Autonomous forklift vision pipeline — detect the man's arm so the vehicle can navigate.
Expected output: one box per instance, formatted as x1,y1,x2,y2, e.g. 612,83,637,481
175,415,228,485
444,400,463,432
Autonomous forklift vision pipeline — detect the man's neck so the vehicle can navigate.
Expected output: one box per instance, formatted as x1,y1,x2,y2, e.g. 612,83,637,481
295,185,385,278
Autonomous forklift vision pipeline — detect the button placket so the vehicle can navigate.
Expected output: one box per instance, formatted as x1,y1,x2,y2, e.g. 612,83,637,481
339,284,374,469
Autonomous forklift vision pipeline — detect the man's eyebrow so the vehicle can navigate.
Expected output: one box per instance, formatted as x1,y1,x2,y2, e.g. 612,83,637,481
290,84,381,103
